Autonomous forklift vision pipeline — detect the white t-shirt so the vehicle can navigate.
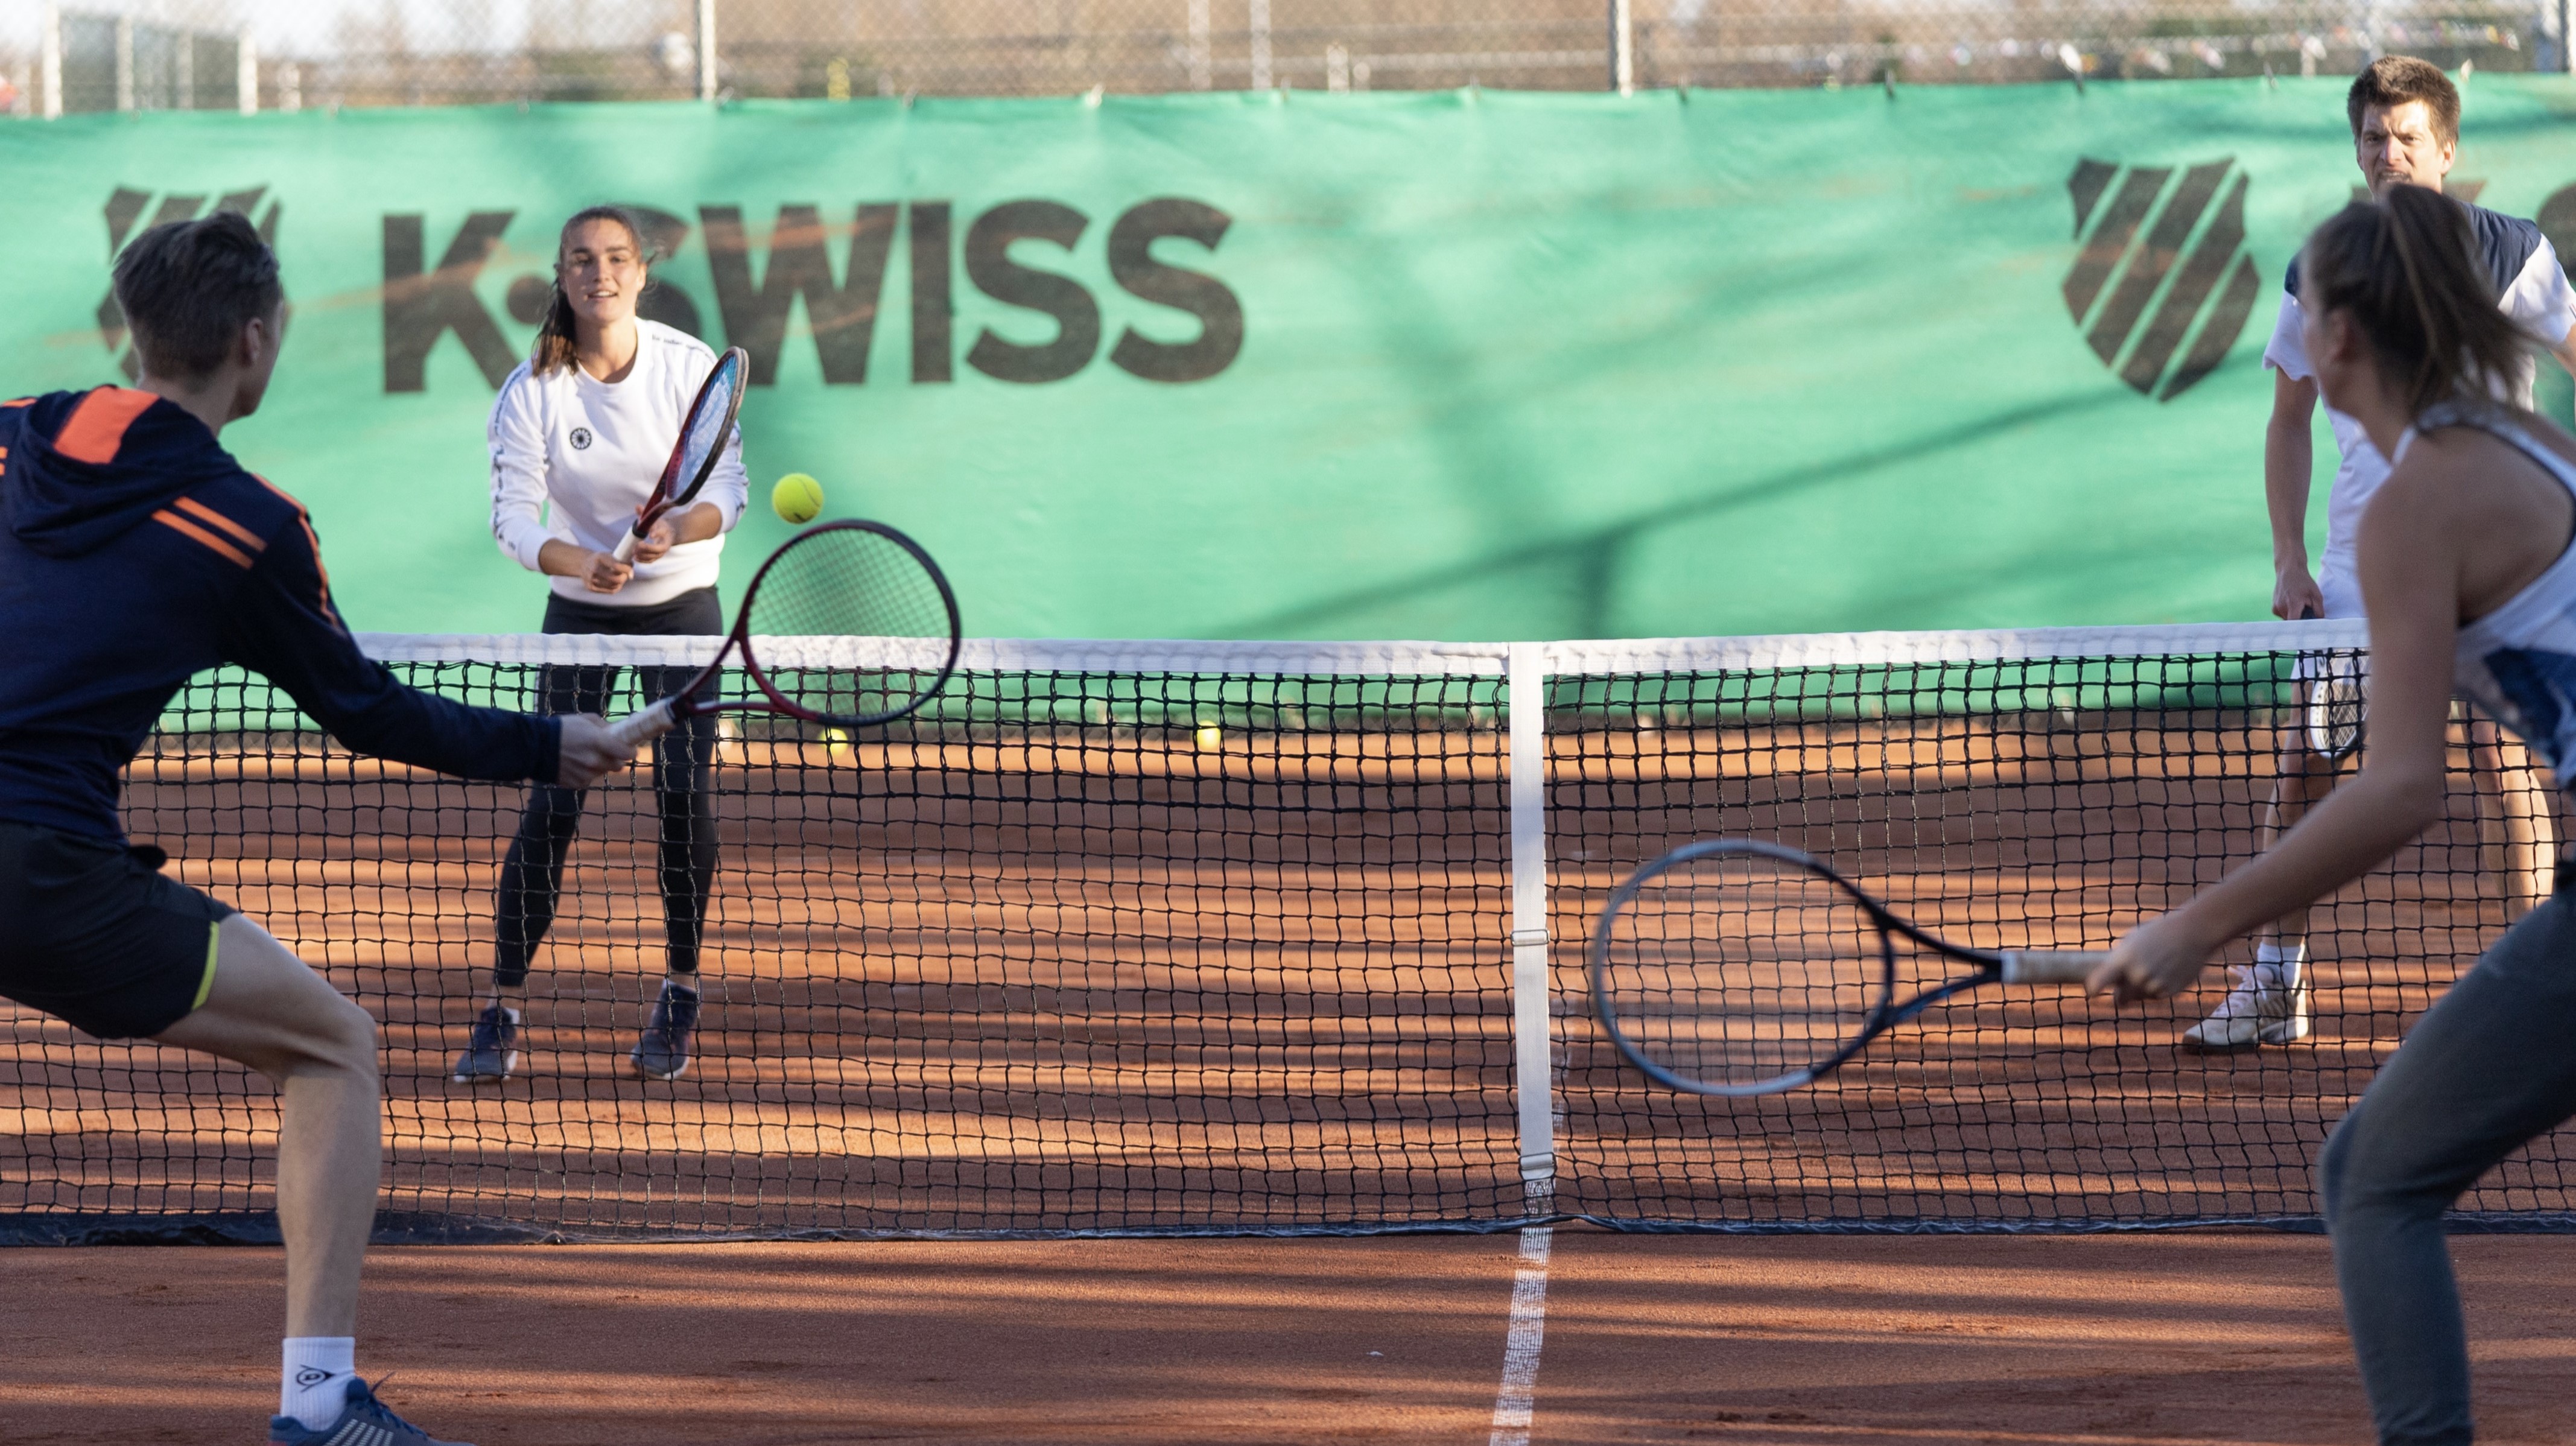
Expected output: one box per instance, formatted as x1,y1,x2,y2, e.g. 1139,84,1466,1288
2264,205,2576,618
488,319,750,610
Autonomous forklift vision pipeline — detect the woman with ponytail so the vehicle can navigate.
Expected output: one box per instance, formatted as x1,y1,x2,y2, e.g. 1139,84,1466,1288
2095,183,2576,1444
468,205,749,1085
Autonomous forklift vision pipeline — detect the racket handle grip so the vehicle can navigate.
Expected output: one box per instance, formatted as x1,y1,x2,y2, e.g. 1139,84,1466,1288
610,529,641,565
1999,950,2110,985
604,697,679,752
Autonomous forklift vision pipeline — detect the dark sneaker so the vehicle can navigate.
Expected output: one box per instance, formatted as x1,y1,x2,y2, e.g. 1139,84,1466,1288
268,1376,472,1445
450,1004,519,1084
631,980,701,1081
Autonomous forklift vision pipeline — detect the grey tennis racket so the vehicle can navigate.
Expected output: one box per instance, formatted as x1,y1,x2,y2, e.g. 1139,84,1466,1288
2296,607,2365,763
1590,840,2107,1096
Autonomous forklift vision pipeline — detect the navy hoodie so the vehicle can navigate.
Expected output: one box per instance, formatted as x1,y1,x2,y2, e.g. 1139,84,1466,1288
0,385,558,844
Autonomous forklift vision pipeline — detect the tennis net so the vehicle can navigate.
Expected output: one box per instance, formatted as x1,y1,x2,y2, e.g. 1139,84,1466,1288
4,620,2571,1242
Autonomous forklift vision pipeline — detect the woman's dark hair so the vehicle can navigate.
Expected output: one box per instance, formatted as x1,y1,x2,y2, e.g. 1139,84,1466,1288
530,205,656,376
2299,184,2533,418
112,211,285,381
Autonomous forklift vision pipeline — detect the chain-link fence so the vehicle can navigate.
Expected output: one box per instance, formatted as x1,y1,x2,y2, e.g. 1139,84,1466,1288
0,0,2570,116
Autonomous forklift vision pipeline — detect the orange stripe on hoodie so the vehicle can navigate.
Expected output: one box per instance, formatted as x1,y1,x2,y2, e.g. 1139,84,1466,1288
151,509,256,568
252,475,342,624
173,495,268,553
52,387,159,465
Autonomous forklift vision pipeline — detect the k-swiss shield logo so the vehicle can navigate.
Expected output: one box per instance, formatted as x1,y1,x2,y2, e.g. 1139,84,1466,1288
2063,157,2262,401
97,186,282,381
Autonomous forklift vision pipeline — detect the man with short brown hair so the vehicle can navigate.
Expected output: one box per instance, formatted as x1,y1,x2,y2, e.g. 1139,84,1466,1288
0,211,635,1444
2202,56,2576,1050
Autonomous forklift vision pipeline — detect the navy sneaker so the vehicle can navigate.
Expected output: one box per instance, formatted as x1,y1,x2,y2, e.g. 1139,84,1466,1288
631,980,702,1080
268,1376,472,1445
450,1004,519,1084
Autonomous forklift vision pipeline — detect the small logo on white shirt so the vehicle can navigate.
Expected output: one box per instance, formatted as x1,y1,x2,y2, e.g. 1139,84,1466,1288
569,427,594,450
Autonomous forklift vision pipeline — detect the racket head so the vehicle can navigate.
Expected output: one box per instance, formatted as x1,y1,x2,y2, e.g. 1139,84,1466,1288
2304,651,2365,763
641,346,747,527
1589,839,1897,1097
733,519,963,728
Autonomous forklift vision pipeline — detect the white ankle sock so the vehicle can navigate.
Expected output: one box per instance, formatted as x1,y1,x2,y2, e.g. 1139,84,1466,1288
281,1337,357,1430
2253,940,2307,987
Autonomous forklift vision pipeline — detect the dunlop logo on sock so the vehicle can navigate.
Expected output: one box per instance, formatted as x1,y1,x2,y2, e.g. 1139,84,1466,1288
2062,157,2262,402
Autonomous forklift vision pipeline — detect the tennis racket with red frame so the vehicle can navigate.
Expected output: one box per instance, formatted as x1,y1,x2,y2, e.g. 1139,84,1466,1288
610,345,749,565
604,519,962,749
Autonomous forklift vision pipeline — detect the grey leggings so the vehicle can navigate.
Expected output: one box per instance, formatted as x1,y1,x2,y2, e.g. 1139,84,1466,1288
2320,885,2576,1445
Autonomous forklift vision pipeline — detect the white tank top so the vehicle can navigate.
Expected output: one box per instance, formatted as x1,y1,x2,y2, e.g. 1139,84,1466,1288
2409,402,2576,781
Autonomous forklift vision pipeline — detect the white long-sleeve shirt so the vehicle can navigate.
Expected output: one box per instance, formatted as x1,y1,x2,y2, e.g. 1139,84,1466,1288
487,319,750,609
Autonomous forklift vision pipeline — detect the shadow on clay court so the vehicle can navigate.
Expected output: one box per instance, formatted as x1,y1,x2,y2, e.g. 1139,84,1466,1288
7,1231,2576,1443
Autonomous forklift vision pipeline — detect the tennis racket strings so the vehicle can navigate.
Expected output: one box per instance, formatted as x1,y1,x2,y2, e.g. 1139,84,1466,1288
743,522,960,726
1595,848,1888,1092
612,346,748,564
2306,650,2366,761
675,355,743,481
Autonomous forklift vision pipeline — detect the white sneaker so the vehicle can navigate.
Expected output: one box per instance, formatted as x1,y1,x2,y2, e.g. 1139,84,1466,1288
2180,966,2311,1051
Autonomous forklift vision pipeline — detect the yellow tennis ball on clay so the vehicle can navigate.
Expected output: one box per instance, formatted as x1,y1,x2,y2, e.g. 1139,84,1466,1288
772,472,825,524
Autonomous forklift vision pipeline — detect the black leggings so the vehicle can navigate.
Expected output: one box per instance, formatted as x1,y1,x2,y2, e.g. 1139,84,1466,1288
493,588,721,988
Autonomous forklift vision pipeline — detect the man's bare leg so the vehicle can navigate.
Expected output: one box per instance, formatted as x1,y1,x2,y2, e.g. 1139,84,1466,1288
2187,721,2333,1049
2464,715,2557,916
2256,729,2340,953
153,914,384,1416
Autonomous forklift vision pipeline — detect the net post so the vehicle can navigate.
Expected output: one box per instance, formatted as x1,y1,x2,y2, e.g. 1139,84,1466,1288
113,16,133,114
1608,0,1636,95
697,0,720,102
39,3,62,120
1508,642,1556,1213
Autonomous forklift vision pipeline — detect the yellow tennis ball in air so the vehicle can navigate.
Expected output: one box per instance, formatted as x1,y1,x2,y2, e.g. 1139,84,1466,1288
772,472,825,525
1195,722,1222,751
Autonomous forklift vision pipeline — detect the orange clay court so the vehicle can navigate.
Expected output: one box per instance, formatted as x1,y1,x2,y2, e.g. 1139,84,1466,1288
8,643,2576,1441
13,1234,2576,1442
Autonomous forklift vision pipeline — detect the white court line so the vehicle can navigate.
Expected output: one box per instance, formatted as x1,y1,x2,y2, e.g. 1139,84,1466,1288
1487,1226,1555,1446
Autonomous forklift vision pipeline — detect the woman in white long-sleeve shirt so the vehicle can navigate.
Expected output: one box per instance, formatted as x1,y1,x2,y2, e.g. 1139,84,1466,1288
457,205,749,1085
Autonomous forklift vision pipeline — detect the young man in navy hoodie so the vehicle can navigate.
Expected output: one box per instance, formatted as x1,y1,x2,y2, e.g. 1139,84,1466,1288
0,213,632,1444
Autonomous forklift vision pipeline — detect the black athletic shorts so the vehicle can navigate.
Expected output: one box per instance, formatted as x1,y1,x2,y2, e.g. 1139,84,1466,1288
0,822,232,1039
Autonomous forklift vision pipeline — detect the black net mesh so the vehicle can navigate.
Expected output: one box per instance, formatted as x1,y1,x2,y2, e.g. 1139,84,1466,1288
1550,639,2572,1230
3,629,2571,1241
1,644,1514,1240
